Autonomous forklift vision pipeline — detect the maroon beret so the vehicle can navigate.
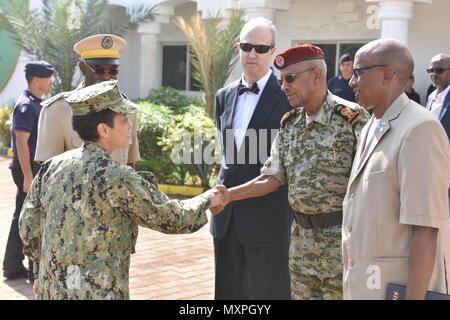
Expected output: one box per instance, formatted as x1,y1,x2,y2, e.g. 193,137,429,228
274,44,325,70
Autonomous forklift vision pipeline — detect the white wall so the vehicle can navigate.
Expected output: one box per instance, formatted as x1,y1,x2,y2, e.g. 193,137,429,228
2,0,449,104
408,0,450,104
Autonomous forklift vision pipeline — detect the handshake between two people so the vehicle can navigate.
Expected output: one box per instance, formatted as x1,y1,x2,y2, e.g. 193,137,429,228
203,185,230,216
202,174,281,215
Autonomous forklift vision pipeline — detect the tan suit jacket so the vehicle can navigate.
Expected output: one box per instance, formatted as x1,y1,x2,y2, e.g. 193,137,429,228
342,93,450,299
35,95,139,165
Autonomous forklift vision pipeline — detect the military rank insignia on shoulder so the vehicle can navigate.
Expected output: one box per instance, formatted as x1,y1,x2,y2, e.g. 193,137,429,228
41,91,71,108
280,109,297,128
334,104,359,124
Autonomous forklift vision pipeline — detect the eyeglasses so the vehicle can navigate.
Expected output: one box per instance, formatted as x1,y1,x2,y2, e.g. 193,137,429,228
426,67,450,74
278,67,316,86
239,43,274,54
352,64,387,79
83,61,120,76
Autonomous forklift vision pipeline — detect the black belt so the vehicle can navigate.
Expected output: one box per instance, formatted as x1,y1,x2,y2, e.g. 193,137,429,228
292,211,342,229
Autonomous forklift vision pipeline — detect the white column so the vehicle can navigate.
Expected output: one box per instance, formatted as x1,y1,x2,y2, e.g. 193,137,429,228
242,8,275,21
135,4,175,97
137,22,161,97
240,0,290,22
367,0,432,44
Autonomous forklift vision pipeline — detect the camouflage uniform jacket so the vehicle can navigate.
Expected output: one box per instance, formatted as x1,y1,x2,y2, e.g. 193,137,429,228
19,143,210,300
262,92,369,282
261,91,369,214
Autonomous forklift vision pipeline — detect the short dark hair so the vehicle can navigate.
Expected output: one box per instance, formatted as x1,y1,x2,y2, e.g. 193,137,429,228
25,74,34,85
339,53,353,64
72,109,116,142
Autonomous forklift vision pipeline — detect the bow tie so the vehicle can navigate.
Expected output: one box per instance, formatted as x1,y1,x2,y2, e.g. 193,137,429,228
238,82,260,96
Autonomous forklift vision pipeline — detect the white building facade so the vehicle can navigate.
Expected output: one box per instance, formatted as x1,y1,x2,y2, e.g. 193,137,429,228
1,0,449,105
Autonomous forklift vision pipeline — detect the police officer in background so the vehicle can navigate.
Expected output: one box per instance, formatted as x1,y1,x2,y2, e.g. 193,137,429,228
35,34,140,167
327,53,356,102
3,61,53,281
405,73,421,105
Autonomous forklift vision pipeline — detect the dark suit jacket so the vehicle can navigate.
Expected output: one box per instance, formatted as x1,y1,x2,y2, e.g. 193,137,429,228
426,89,450,140
440,91,450,141
211,73,291,246
428,89,450,197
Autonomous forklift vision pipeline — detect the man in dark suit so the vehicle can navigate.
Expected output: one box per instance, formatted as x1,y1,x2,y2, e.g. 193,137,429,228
426,53,450,140
426,54,450,200
211,17,291,300
426,54,450,288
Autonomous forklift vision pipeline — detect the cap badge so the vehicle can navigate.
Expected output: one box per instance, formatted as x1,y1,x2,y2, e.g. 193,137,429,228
101,36,113,49
275,56,285,68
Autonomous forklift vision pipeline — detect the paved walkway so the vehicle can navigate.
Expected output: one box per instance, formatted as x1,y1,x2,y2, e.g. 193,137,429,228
0,157,215,300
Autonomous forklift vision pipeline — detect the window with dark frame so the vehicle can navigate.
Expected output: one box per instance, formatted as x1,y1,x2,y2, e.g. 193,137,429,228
293,41,367,81
162,45,201,91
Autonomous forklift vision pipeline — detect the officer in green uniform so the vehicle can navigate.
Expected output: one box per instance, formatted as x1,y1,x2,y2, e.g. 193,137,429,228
215,44,369,299
19,80,224,300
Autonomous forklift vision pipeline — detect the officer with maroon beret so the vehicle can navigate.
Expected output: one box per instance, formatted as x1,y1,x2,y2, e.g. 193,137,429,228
218,44,369,299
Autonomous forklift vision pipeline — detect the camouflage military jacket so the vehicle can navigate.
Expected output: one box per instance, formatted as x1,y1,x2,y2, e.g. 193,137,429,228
19,143,210,300
261,91,369,214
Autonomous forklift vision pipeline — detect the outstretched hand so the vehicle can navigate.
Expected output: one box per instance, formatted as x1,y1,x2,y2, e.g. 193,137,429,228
208,185,230,215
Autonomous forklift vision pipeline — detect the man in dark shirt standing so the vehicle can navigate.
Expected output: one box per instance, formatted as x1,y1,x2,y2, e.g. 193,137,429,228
3,61,53,281
327,53,356,102
405,73,421,105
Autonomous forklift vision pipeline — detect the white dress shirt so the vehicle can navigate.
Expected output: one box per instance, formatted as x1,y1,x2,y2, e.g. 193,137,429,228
427,84,450,120
232,70,272,151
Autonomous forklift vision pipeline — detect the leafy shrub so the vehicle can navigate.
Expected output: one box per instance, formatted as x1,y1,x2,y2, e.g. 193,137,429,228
0,107,12,147
159,105,217,188
136,87,196,115
135,101,178,183
136,101,173,160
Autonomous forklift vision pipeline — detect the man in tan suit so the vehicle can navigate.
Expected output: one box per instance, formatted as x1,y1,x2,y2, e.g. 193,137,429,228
343,39,450,299
35,34,139,166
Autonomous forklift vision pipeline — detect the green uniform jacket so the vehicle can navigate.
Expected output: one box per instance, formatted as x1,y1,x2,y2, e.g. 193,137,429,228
19,143,210,300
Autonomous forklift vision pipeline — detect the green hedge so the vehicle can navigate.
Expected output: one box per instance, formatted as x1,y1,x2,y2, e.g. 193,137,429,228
136,101,173,159
135,100,218,187
0,106,12,147
135,87,197,115
159,105,217,188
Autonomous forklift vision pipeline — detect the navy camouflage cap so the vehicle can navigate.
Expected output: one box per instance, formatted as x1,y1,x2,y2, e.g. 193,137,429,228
66,80,137,116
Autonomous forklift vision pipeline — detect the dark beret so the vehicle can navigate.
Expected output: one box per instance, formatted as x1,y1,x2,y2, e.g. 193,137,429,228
274,44,325,70
24,60,54,78
339,53,353,64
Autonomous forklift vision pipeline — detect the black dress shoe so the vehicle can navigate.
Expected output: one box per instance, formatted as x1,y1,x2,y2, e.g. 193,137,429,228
3,267,28,280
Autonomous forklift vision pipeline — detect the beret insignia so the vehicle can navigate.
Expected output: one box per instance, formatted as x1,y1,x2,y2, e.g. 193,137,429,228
275,56,285,68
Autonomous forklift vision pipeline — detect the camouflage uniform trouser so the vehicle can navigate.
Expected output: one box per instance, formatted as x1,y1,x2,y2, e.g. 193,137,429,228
289,223,343,300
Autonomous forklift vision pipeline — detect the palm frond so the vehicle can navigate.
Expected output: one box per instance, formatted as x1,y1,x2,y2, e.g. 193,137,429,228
176,10,244,118
1,0,157,92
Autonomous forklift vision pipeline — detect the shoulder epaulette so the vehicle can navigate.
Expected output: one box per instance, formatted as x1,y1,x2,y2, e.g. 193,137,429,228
280,109,297,128
41,91,71,108
334,104,359,124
